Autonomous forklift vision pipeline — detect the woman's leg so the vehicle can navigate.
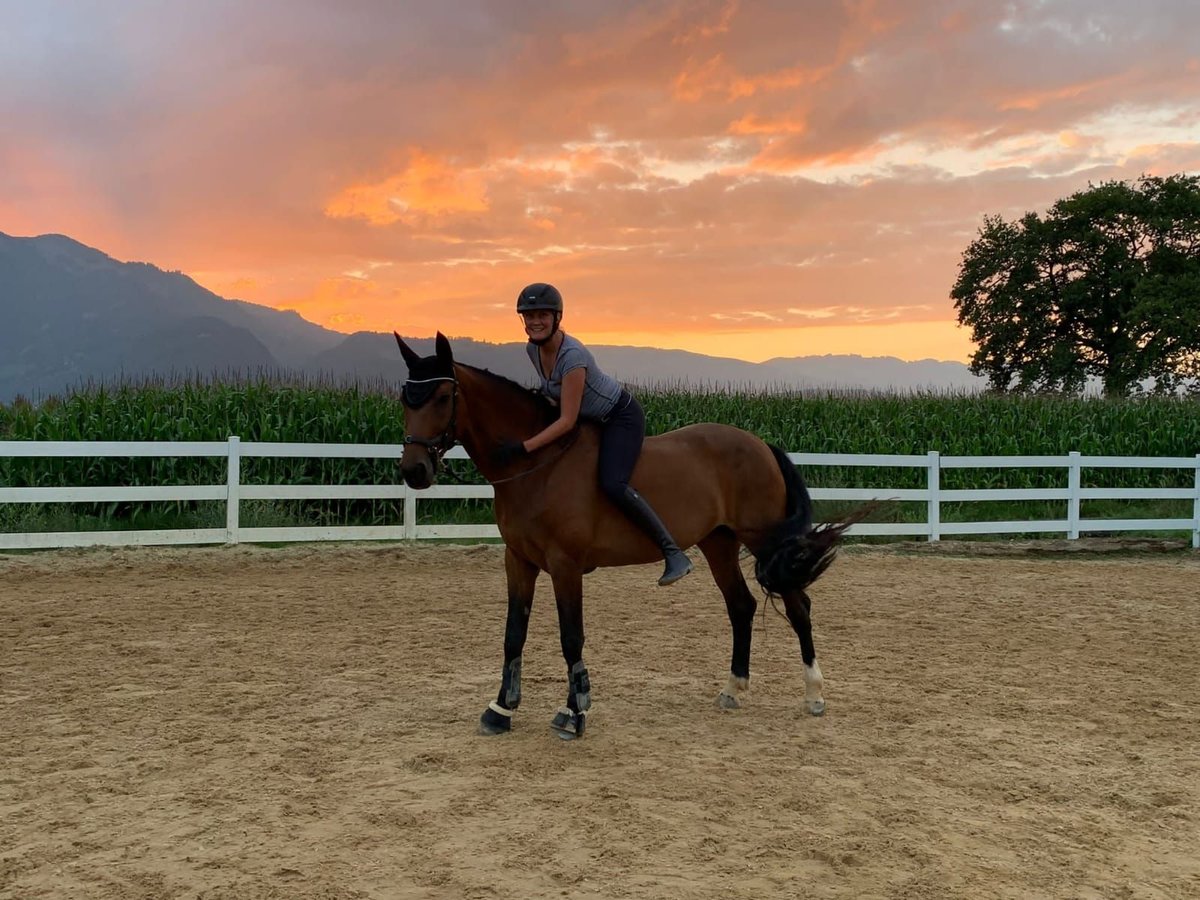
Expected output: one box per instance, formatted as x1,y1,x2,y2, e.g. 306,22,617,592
598,394,693,586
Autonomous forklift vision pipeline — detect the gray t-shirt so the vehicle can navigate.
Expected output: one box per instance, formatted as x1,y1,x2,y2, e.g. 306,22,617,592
527,332,623,421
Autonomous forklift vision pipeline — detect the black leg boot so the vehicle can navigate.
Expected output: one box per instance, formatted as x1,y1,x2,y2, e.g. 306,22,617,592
616,486,694,586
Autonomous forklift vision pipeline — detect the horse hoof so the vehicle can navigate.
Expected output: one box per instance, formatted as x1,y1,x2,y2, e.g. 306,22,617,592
550,707,585,740
479,707,513,735
807,699,826,717
716,691,740,709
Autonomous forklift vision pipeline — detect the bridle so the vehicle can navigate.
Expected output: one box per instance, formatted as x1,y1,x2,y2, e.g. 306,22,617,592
402,376,458,466
402,371,578,486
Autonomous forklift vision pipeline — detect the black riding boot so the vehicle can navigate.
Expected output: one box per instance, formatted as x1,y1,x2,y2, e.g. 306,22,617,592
616,486,693,586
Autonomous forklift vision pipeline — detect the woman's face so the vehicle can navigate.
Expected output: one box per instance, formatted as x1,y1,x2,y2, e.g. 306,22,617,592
521,309,557,342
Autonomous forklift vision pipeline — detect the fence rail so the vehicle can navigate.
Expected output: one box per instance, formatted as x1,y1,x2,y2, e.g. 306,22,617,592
2,439,1198,550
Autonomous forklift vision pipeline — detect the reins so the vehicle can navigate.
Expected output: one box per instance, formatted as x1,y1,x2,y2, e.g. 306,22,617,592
402,371,577,486
488,429,580,485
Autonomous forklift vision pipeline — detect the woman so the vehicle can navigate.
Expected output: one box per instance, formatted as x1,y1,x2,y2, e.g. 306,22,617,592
499,282,692,587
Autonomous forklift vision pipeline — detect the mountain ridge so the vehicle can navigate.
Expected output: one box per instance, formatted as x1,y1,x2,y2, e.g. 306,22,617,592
0,231,985,401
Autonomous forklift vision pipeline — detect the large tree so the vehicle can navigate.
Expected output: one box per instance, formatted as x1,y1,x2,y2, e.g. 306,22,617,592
951,174,1200,396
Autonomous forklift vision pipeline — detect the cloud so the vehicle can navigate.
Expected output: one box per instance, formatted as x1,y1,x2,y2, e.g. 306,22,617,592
710,309,784,323
325,151,491,225
3,0,1198,362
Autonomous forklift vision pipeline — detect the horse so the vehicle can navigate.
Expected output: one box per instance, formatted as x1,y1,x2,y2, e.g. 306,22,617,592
395,331,859,740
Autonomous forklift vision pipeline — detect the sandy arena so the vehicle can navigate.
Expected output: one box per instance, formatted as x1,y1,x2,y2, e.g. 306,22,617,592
2,542,1198,899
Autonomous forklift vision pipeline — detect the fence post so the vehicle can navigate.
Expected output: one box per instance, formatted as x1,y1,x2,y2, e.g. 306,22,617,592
403,482,417,540
927,450,940,542
1067,451,1081,540
226,435,241,545
1194,454,1199,550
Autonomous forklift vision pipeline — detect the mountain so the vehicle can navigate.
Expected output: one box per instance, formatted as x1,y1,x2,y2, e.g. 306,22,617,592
759,354,985,392
0,232,346,399
0,232,985,401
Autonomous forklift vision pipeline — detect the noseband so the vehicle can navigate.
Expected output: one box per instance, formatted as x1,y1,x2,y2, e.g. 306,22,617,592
402,376,459,464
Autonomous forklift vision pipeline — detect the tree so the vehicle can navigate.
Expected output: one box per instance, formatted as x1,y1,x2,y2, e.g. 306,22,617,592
951,173,1200,396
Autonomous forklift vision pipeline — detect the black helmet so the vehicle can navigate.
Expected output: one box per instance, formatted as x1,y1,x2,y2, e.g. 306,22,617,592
516,283,563,314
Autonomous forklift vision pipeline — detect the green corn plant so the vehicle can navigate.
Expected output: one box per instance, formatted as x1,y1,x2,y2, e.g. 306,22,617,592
3,376,1198,533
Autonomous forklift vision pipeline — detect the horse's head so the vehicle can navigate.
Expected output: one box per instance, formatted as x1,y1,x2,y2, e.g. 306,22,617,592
395,331,458,489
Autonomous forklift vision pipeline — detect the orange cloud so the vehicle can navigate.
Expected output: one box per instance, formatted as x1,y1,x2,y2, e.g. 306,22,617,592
999,75,1122,112
674,0,739,45
727,64,828,99
672,53,730,102
324,150,490,226
728,113,807,136
842,0,902,36
284,275,387,333
748,137,888,171
674,54,829,102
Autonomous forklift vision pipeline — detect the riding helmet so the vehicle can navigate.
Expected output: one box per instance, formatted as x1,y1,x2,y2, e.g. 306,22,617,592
516,283,563,314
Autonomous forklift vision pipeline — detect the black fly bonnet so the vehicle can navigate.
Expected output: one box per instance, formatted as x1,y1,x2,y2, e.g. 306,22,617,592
401,352,458,459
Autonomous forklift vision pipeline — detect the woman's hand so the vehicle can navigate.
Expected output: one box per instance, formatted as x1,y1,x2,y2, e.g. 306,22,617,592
492,439,528,467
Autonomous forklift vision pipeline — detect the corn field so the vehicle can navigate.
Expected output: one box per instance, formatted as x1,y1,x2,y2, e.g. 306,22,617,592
2,377,1199,536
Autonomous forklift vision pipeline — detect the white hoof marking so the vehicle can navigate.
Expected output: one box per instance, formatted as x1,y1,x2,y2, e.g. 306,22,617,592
717,674,749,710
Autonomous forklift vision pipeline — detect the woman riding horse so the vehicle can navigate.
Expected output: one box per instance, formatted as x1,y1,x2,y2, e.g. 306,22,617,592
497,282,692,587
395,328,859,740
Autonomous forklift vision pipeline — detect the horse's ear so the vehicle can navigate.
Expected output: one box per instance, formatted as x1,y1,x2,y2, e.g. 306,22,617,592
394,332,422,370
435,332,453,367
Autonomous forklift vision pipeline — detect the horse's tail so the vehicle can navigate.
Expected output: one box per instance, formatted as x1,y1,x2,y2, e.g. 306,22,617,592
753,444,873,596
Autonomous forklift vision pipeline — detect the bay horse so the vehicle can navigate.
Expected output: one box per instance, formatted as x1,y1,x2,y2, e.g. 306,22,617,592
395,332,856,740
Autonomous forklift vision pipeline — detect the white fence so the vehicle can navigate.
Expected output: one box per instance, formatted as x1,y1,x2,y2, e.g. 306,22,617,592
1,439,1198,550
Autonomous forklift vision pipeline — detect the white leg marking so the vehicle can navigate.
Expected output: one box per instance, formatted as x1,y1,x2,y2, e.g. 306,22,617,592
804,661,825,716
726,675,750,696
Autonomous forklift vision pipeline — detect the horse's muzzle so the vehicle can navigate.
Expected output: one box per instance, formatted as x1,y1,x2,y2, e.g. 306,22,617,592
400,451,439,494
400,454,437,490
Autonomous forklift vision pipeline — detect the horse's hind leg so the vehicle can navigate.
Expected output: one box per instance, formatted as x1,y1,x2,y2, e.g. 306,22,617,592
780,588,825,716
698,529,757,710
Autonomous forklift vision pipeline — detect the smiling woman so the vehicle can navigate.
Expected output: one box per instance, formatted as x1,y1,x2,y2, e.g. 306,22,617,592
511,282,693,588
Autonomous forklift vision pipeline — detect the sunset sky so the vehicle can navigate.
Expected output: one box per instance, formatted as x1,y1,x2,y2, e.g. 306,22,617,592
3,1,1198,363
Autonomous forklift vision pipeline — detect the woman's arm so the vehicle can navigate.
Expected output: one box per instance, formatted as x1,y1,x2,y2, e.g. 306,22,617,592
523,367,585,452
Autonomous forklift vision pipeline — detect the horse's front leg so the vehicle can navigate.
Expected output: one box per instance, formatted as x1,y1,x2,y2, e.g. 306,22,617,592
479,548,539,735
548,563,590,741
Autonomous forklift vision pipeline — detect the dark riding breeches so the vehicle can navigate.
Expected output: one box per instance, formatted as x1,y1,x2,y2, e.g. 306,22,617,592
596,390,643,502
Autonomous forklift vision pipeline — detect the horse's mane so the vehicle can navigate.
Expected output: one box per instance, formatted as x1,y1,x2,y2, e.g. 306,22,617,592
460,363,559,425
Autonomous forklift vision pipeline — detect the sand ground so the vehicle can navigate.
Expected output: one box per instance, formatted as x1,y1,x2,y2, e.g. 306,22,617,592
2,542,1199,899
